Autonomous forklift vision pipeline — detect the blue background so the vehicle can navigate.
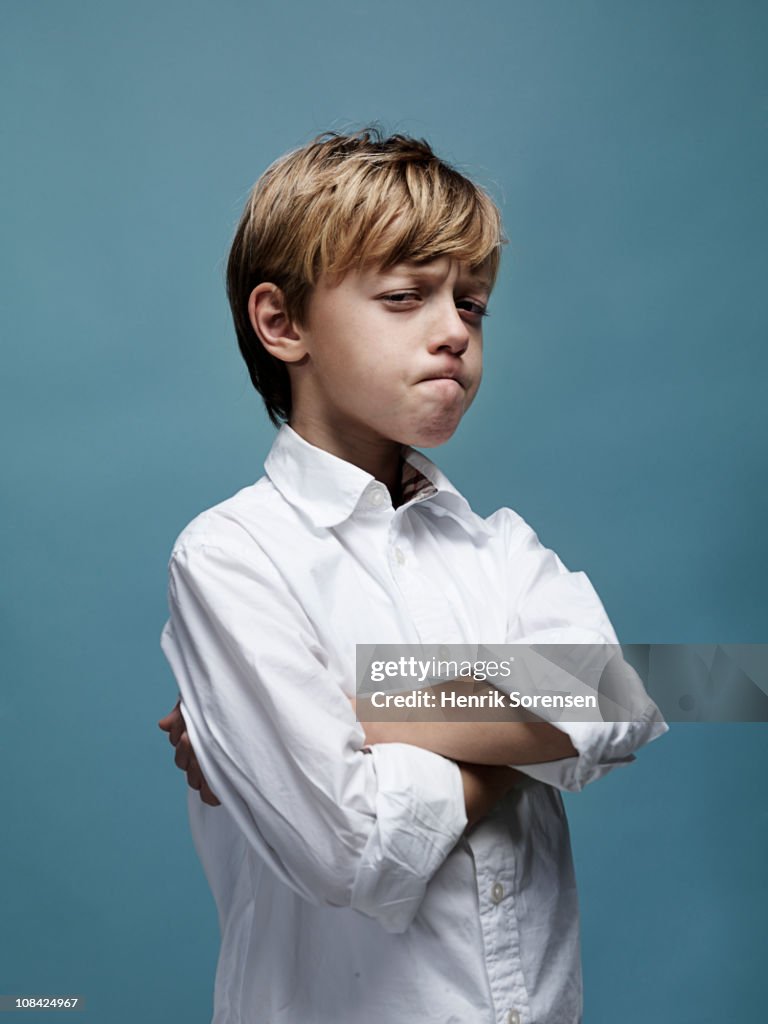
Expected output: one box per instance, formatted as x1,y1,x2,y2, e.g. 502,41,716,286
2,2,766,1021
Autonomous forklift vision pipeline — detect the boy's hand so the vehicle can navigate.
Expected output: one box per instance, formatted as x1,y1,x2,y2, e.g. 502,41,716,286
158,700,221,807
458,763,524,831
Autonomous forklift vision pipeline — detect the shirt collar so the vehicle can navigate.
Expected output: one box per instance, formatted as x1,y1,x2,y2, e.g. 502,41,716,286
264,424,492,539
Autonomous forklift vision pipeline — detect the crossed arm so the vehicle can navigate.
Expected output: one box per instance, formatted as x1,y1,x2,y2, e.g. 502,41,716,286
355,677,578,765
158,688,577,829
159,532,667,932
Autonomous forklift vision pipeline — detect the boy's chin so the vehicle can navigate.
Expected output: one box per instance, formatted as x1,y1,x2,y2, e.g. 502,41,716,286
400,414,464,449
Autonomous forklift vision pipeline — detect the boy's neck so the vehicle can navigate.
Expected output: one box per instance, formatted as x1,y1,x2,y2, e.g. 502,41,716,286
288,416,404,506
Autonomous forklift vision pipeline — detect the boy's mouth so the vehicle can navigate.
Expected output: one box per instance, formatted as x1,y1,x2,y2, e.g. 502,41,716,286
418,367,467,389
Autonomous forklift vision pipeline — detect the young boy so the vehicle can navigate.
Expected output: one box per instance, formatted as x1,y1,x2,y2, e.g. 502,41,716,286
159,129,667,1024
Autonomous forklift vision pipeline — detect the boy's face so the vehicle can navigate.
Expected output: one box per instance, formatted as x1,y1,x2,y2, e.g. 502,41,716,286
289,256,490,451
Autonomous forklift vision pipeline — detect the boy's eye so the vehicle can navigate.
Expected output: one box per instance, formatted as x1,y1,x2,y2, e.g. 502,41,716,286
382,293,489,318
456,299,489,318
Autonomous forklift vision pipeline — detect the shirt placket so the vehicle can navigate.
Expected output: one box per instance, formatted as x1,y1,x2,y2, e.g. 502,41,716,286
387,506,465,643
471,829,532,1024
389,504,533,1024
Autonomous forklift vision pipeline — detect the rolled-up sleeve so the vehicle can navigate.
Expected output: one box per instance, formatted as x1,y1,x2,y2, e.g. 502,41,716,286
496,509,669,792
160,526,467,933
513,700,668,792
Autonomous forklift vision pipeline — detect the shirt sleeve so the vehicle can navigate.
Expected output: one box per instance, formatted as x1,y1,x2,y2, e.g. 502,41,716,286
494,509,668,792
160,526,467,933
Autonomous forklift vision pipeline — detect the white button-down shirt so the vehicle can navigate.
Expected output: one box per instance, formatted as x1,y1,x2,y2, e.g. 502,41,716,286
160,425,667,1024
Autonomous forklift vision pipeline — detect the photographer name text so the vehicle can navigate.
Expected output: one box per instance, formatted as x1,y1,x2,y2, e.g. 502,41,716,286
367,690,597,710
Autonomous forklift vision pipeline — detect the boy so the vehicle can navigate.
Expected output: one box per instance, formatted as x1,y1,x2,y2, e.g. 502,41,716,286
159,129,667,1024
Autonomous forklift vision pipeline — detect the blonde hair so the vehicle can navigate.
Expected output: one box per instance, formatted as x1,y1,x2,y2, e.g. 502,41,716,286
226,127,505,425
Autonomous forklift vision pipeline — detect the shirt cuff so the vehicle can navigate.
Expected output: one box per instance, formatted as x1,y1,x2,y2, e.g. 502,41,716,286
350,743,467,933
512,703,670,792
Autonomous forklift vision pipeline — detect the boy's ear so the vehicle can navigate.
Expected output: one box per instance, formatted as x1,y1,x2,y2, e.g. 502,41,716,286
248,284,307,363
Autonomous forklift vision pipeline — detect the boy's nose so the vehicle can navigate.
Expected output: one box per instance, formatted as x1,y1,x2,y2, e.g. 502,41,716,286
427,301,470,356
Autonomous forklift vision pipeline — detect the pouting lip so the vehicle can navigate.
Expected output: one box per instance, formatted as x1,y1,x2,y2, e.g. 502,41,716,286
418,370,467,389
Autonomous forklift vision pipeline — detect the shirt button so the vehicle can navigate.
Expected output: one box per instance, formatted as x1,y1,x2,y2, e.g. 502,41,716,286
394,547,406,565
369,488,385,507
491,882,504,904
506,1010,521,1024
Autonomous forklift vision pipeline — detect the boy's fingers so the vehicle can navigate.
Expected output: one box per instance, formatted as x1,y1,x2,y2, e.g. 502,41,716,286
199,780,221,807
186,760,203,791
168,714,186,747
161,706,220,806
174,733,192,772
158,699,183,737
157,711,176,732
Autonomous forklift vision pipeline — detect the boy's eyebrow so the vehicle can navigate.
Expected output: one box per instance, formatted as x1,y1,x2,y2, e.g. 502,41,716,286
379,260,493,293
461,270,493,292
